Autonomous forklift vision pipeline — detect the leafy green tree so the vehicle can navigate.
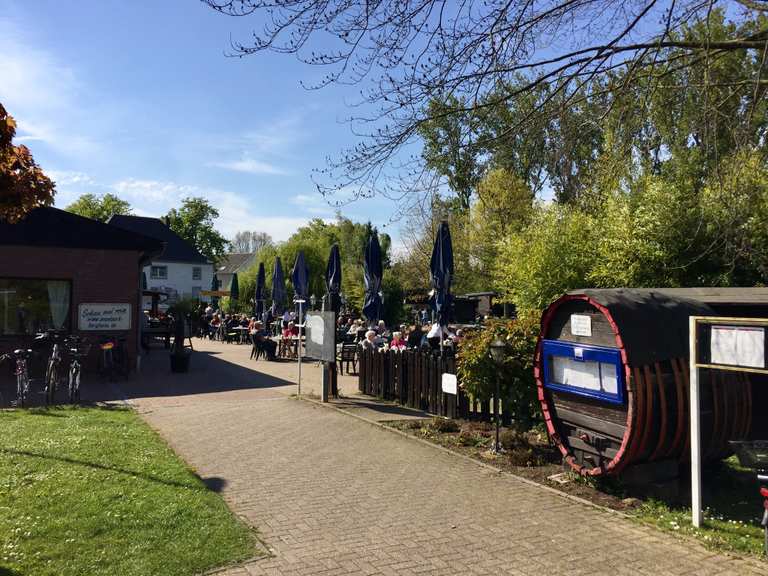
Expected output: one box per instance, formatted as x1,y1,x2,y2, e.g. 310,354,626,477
0,104,55,223
418,97,483,212
493,204,598,310
165,197,230,266
66,193,132,222
234,216,404,324
456,314,541,429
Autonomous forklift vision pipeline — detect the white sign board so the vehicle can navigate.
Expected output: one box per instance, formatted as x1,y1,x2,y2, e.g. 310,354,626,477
570,314,592,337
711,325,764,368
441,373,457,395
78,303,131,331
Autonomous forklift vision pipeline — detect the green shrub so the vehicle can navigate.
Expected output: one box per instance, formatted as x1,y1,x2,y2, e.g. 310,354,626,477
499,428,530,451
429,417,460,433
508,446,536,467
457,313,541,430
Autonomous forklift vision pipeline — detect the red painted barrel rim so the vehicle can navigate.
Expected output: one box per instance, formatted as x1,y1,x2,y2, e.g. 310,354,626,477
535,294,633,476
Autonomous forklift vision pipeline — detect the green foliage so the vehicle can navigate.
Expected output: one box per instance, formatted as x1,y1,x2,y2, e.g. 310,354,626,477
165,197,230,266
428,417,460,434
0,407,257,575
418,97,483,211
233,217,404,324
0,103,56,223
457,314,541,430
66,193,132,222
493,204,598,310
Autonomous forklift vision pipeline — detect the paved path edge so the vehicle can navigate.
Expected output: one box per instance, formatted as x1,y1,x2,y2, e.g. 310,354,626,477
300,395,768,571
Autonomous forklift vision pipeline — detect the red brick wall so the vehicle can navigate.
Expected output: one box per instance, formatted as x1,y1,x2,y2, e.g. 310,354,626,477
0,246,142,369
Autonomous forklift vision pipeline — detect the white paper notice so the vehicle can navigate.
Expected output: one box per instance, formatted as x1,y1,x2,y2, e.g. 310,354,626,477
308,315,324,346
441,373,457,395
711,325,764,368
570,314,592,337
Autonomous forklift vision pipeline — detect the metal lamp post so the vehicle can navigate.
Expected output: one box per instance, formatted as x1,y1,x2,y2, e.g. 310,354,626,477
489,337,507,453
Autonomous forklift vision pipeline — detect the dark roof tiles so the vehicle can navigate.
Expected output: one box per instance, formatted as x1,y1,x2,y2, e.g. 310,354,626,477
0,207,164,254
108,214,209,264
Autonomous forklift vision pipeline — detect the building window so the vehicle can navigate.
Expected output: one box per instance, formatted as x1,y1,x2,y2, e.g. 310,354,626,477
192,267,202,280
0,278,71,335
150,266,167,280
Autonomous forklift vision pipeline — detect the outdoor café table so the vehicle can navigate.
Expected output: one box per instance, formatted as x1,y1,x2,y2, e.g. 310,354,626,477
232,326,250,344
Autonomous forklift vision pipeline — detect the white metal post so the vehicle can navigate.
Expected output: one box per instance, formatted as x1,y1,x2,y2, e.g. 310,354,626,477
297,299,303,397
689,316,703,527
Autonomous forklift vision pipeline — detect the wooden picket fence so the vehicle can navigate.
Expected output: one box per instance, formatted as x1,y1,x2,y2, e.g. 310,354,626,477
358,348,502,422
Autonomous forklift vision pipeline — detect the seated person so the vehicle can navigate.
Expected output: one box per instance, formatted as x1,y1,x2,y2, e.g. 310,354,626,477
390,331,406,351
406,326,423,349
376,320,387,335
283,321,299,338
252,322,277,359
360,330,377,351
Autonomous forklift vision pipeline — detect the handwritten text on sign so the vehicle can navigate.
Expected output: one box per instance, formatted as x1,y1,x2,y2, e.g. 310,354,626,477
78,303,132,331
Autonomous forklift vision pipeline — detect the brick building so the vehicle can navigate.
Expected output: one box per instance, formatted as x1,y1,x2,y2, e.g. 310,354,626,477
0,207,164,369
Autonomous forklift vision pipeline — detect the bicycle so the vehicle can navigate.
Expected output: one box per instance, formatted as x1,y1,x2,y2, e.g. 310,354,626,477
98,336,128,381
0,348,33,407
36,330,67,405
65,336,90,403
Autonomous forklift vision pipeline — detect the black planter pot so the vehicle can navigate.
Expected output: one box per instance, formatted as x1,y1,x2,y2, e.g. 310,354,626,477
170,352,191,373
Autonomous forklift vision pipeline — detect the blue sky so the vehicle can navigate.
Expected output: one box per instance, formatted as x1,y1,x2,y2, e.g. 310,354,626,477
0,0,403,244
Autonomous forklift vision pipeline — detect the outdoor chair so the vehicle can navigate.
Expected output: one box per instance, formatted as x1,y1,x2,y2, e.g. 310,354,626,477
338,343,358,375
251,337,265,360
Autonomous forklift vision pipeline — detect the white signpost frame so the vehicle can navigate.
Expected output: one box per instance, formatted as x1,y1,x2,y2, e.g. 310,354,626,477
689,316,768,527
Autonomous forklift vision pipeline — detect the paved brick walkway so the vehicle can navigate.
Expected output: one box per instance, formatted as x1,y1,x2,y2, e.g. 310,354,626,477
110,340,764,576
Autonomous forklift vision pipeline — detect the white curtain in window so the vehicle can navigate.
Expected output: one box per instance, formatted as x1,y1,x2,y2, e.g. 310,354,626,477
47,280,70,329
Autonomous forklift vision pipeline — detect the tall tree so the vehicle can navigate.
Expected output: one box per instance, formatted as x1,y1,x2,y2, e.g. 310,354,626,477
66,193,132,222
0,103,55,222
231,230,273,253
231,230,253,253
165,197,230,265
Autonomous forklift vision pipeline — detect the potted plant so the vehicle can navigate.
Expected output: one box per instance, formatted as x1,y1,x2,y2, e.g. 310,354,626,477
168,299,194,373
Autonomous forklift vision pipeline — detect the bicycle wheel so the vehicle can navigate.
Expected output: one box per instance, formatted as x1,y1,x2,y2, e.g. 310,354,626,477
46,361,57,405
17,371,28,407
68,363,80,403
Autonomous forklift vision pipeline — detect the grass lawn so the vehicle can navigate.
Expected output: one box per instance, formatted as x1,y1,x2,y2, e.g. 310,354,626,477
631,456,766,557
0,406,258,576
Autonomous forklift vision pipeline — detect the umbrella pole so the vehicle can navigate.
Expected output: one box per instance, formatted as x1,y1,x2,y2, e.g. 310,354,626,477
297,299,303,397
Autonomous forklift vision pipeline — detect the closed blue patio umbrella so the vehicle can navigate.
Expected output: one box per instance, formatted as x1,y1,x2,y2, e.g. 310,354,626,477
363,234,383,326
325,244,342,314
211,272,220,309
291,250,310,302
229,272,240,312
254,262,266,318
429,221,454,327
271,257,286,316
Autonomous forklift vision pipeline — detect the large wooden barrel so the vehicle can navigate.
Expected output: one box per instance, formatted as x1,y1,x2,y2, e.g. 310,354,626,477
534,289,752,477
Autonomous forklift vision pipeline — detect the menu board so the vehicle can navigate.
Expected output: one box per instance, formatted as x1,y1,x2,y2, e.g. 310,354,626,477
710,325,765,368
78,303,131,331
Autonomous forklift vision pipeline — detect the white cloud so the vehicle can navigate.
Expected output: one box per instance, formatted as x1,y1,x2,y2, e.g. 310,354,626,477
112,178,196,203
48,170,96,187
209,157,286,175
290,193,335,215
105,177,315,242
0,18,99,156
